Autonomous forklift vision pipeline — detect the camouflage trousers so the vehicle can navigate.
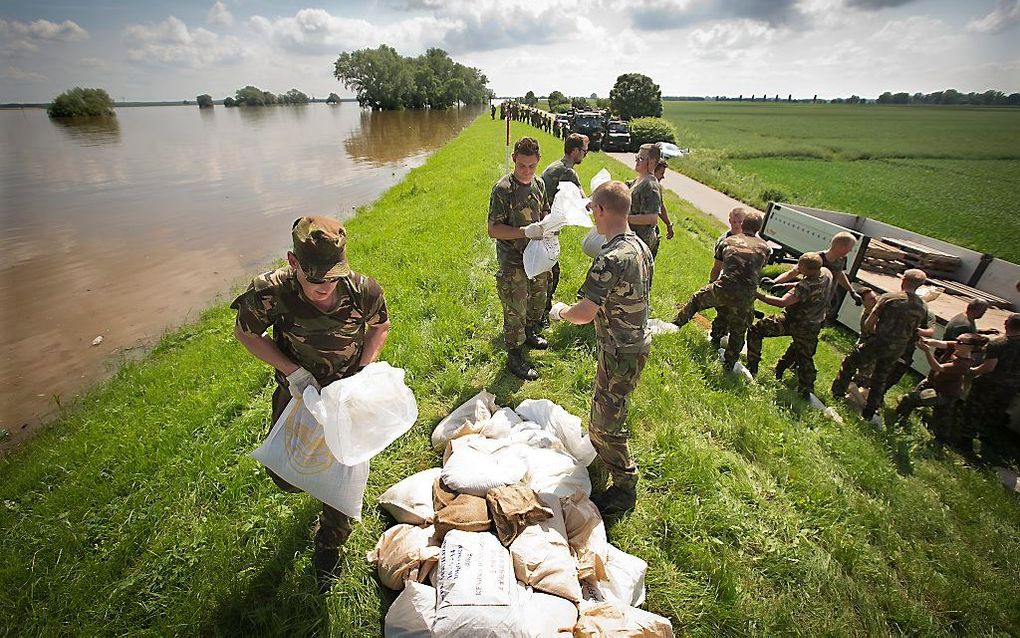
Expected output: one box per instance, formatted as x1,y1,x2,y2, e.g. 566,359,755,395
269,384,353,551
633,225,660,260
496,266,550,349
746,316,821,395
894,379,960,442
589,347,649,490
832,336,905,415
963,380,1019,446
543,262,561,319
674,282,754,369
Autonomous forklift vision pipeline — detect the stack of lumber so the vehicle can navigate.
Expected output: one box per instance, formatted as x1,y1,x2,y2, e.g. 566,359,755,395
879,237,962,278
927,277,1013,310
862,239,908,275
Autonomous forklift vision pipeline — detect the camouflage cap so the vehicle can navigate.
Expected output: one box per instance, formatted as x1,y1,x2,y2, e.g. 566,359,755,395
291,216,351,281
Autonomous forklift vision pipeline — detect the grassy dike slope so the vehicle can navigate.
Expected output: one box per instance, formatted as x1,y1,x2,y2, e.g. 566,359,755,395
2,114,1019,636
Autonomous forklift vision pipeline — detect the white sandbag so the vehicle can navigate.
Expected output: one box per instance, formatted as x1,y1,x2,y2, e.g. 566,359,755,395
524,235,561,278
367,524,440,591
251,398,370,519
562,497,609,582
516,583,579,636
590,168,611,192
602,545,647,607
717,348,754,382
719,334,748,357
543,182,594,233
574,600,674,638
515,399,597,466
441,446,527,497
304,361,418,466
474,408,520,440
509,495,583,602
379,468,442,525
434,530,533,638
431,390,498,450
808,393,844,424
647,318,679,336
507,427,565,451
582,227,608,259
384,581,437,638
513,445,592,499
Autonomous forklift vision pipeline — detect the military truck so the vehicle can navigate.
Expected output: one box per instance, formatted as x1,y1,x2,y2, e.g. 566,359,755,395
602,119,632,152
570,110,605,151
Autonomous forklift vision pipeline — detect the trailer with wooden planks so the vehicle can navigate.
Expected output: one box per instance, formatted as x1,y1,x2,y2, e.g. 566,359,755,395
760,203,1020,413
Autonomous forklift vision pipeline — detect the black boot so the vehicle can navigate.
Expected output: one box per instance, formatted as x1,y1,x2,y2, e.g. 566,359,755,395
774,358,790,380
312,544,340,594
507,348,539,381
746,360,759,377
591,484,637,517
525,325,548,350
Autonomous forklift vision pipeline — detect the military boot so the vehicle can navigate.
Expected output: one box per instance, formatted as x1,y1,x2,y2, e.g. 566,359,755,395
525,324,548,350
313,508,352,594
507,348,539,381
774,358,790,380
591,484,637,517
746,360,759,377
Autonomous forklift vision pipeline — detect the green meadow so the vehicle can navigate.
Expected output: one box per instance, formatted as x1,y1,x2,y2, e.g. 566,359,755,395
1,114,1018,636
661,101,1020,262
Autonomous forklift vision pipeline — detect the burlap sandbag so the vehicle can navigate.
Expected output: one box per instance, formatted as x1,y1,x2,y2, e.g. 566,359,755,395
367,524,440,591
486,483,554,546
434,493,491,540
573,600,674,637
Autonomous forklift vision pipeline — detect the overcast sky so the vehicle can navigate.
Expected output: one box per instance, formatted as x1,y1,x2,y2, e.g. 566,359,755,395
1,0,1017,102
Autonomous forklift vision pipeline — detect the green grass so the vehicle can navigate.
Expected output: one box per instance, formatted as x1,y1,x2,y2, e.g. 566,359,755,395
661,101,1020,262
2,114,1019,636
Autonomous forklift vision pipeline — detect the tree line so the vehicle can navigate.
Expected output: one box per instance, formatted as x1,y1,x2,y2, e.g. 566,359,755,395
875,89,1020,106
518,73,664,120
333,46,491,110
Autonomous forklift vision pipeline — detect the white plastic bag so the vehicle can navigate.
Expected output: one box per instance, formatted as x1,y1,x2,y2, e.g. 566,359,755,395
441,446,527,497
808,393,844,424
582,227,608,259
433,530,532,637
385,581,437,638
304,361,418,465
432,390,498,450
647,318,679,336
590,168,611,192
515,399,597,466
523,235,561,278
251,398,370,519
379,468,442,525
543,182,594,233
717,348,754,382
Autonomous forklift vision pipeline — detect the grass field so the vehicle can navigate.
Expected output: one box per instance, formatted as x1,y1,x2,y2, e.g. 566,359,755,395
1,114,1019,636
661,101,1020,263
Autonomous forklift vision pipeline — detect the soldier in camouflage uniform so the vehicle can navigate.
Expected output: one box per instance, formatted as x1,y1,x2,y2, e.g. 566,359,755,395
747,252,833,398
628,144,664,260
488,137,551,381
673,212,771,372
548,180,652,516
965,313,1020,459
707,207,747,347
539,133,589,326
831,269,930,421
231,216,390,593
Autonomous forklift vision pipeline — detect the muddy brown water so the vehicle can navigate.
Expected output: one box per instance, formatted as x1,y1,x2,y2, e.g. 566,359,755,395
0,103,482,452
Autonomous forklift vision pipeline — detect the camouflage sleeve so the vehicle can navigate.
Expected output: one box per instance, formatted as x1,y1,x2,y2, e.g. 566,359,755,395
578,253,620,306
487,183,509,226
714,237,726,262
923,307,933,329
229,274,276,335
361,276,389,326
567,167,581,189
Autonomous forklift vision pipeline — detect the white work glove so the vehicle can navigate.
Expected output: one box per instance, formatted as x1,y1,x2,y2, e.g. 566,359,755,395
286,366,321,398
549,301,570,322
523,222,545,240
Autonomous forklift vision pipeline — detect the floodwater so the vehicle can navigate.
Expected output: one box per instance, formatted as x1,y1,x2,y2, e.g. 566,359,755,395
0,103,481,451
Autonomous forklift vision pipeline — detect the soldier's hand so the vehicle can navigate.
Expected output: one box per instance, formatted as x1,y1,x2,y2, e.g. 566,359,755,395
549,302,569,322
850,291,863,306
666,224,674,239
286,367,321,398
523,222,545,240
759,276,776,289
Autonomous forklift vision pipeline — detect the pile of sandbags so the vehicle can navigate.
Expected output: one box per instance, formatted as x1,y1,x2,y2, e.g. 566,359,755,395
373,390,674,637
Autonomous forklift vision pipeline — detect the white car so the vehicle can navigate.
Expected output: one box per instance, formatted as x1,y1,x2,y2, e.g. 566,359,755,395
656,142,688,159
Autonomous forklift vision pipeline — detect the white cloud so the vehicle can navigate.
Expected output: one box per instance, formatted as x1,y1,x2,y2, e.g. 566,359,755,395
871,15,957,53
207,1,234,27
249,9,453,55
688,19,776,59
124,16,250,68
0,18,88,54
0,65,48,82
967,0,1020,34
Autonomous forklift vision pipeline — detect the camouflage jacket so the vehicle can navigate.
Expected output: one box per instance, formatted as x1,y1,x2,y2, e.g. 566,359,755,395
577,231,653,355
817,251,847,274
869,291,930,349
785,269,834,331
713,230,735,257
231,267,388,386
715,234,771,301
628,175,661,247
540,158,580,203
981,335,1020,388
488,173,548,269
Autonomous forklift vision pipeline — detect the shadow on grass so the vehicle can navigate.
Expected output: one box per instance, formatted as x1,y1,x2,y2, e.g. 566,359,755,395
203,502,328,636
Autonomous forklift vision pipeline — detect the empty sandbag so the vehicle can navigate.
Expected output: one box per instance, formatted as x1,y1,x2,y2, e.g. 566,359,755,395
486,483,554,546
562,497,609,581
515,399,597,466
574,600,674,638
431,390,498,450
367,524,440,591
384,581,437,638
441,446,527,497
379,468,442,525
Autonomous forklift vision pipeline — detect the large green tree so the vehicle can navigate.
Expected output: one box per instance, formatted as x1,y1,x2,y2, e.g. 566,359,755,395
47,87,115,118
523,90,538,107
547,90,567,109
196,94,213,108
234,85,267,106
610,73,662,119
334,45,413,110
326,93,341,104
